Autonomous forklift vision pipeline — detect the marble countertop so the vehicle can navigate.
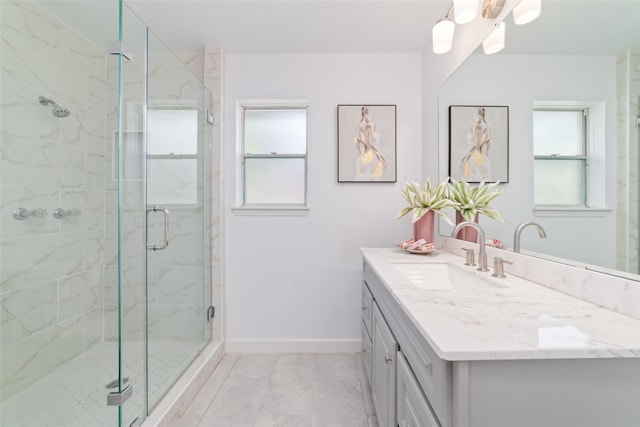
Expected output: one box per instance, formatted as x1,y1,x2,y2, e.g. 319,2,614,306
361,247,640,361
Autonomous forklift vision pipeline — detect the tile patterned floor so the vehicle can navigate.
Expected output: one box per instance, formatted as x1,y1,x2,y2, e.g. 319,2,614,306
175,353,379,427
0,340,203,427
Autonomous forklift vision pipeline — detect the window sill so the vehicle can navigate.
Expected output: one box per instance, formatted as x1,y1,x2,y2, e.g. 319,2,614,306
532,207,611,217
232,205,310,216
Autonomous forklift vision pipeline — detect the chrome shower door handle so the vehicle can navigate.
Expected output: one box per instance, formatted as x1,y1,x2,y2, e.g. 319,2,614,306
147,206,170,251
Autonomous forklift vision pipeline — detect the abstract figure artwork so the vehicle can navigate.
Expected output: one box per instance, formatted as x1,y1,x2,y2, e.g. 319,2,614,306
338,104,396,182
448,105,509,183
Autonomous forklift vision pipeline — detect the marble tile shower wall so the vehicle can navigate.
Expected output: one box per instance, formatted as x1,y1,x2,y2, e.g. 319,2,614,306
630,48,639,275
204,47,223,344
0,0,107,400
616,48,640,274
615,50,626,272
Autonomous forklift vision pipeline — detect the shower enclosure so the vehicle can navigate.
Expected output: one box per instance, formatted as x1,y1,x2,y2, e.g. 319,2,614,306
0,1,220,425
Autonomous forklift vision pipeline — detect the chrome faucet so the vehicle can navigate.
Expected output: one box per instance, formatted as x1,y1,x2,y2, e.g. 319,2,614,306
513,221,547,253
452,221,488,271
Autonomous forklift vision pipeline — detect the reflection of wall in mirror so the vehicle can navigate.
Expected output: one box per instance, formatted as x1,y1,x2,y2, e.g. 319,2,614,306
439,53,619,270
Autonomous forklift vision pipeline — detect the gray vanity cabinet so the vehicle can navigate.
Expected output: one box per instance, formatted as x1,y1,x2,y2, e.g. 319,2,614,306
363,276,440,427
364,262,452,427
362,251,640,427
371,303,398,427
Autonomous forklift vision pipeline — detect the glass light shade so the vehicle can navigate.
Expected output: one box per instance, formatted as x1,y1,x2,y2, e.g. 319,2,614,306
432,18,455,54
513,0,541,25
453,0,479,24
482,22,505,55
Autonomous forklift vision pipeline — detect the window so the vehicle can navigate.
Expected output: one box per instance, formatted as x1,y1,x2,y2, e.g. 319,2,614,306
147,109,199,205
239,102,308,208
533,108,588,207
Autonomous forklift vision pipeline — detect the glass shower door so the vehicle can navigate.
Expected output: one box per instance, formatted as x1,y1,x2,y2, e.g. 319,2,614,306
113,5,213,424
145,29,212,412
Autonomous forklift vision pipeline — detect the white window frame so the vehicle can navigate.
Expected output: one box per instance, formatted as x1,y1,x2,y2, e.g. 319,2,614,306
233,99,309,216
533,107,589,207
532,101,610,217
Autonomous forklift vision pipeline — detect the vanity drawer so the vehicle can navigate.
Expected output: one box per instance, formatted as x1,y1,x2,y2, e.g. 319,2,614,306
397,351,439,427
362,281,374,338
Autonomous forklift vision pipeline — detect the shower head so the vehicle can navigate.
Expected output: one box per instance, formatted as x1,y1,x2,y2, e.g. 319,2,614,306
51,104,70,118
38,96,70,118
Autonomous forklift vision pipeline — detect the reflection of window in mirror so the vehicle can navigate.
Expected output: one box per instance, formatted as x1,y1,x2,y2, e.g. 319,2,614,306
148,109,199,205
532,103,606,210
533,109,587,206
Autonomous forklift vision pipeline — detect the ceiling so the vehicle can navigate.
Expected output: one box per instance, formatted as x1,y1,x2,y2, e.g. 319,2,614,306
124,0,639,55
125,0,450,53
37,1,639,56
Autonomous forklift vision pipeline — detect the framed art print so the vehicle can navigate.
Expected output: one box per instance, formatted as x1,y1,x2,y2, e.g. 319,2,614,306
337,104,397,182
448,105,509,183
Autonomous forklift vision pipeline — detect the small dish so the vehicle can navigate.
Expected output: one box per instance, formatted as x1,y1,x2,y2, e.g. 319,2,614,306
401,246,436,255
486,239,505,249
397,239,437,254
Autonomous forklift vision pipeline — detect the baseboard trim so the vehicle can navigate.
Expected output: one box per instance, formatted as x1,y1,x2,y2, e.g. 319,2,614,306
225,338,362,354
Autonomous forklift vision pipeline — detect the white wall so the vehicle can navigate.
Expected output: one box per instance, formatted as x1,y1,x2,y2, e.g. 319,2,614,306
437,54,617,267
224,53,423,350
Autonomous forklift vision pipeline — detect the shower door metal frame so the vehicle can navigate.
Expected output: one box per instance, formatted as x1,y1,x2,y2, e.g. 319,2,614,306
141,25,150,422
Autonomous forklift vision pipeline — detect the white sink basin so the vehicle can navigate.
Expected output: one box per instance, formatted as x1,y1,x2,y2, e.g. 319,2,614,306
391,263,505,290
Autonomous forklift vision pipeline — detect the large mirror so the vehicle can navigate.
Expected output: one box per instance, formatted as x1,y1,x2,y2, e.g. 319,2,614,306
438,0,640,279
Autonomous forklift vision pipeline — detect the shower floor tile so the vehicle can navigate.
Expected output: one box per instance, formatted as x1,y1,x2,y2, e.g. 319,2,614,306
0,340,202,427
176,353,378,427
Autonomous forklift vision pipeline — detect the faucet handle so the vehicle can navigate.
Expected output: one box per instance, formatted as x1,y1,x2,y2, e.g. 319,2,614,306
12,207,47,220
491,256,513,278
53,208,81,219
461,247,476,266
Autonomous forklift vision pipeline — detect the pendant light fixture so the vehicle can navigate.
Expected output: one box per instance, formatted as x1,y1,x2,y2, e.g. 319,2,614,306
482,22,506,54
513,0,541,25
431,0,539,55
453,0,480,24
433,15,455,54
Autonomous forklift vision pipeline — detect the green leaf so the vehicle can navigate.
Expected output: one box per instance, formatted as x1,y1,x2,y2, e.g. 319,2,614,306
447,178,504,223
395,177,457,221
